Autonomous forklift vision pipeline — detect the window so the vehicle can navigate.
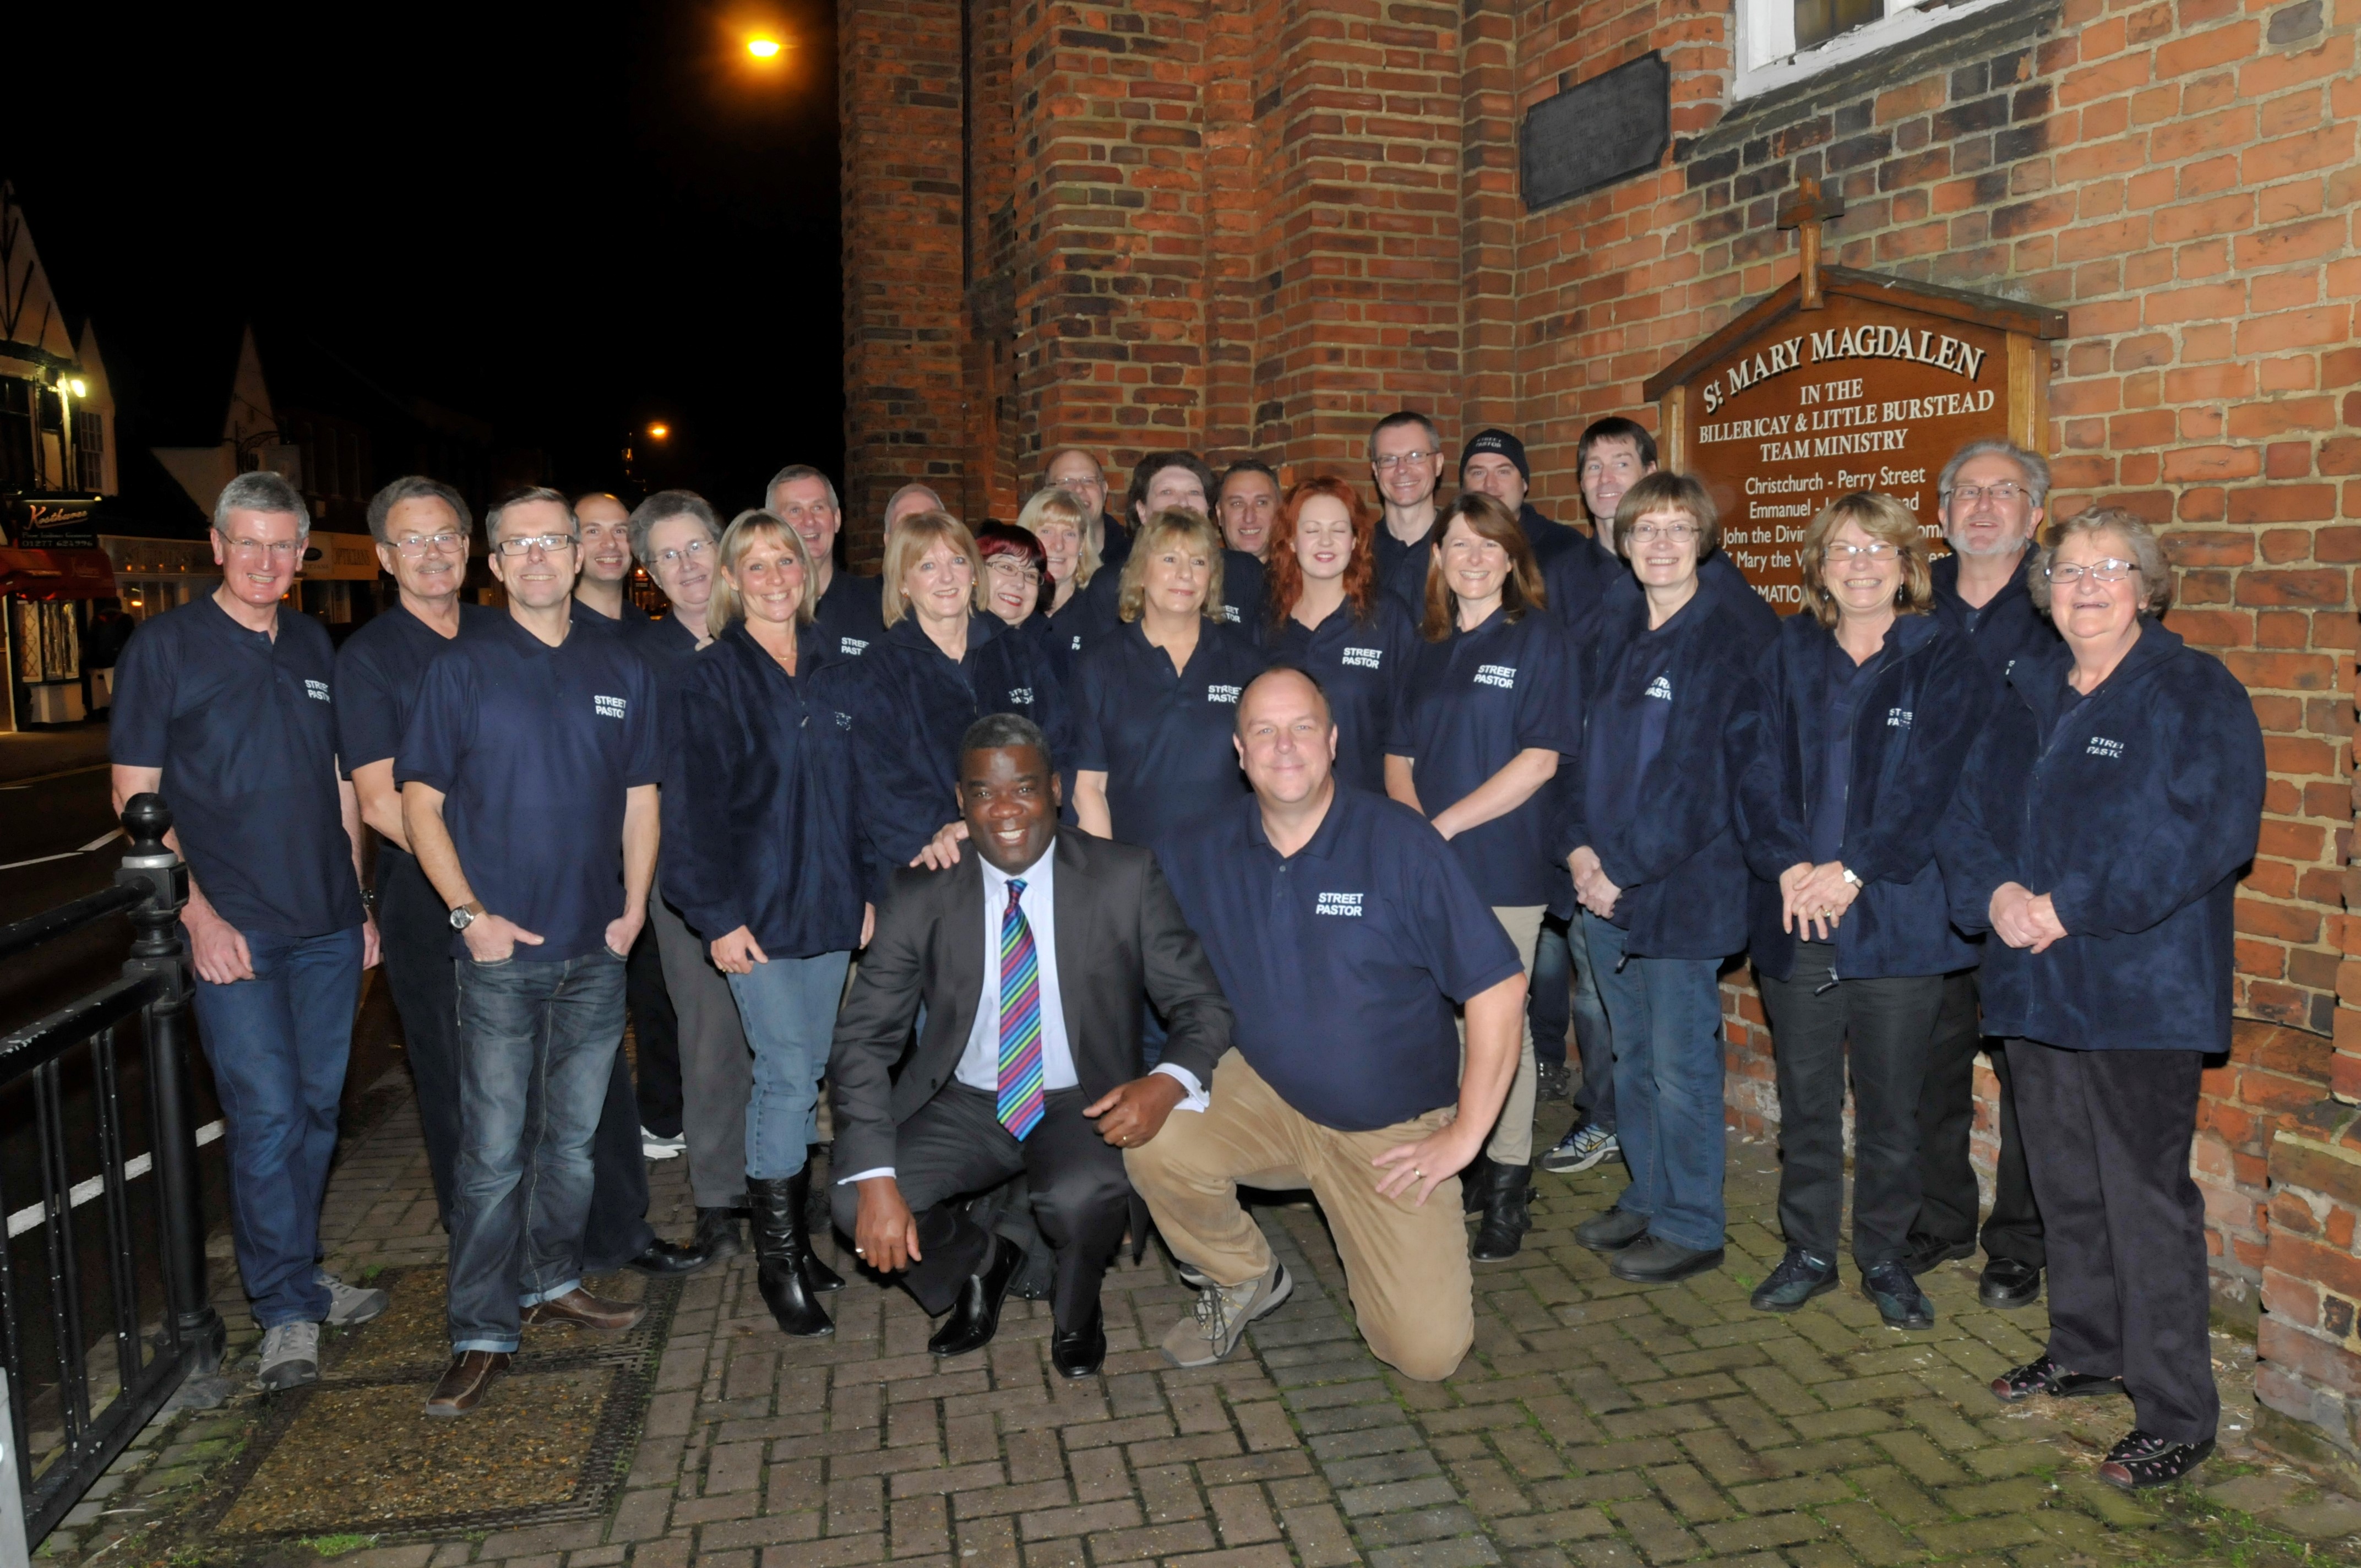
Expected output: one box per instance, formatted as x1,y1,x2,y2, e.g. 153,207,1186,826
74,409,104,493
1733,0,2015,98
0,380,31,494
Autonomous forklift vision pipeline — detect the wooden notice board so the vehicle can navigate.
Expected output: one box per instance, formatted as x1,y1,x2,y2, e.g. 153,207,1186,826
1642,187,2068,611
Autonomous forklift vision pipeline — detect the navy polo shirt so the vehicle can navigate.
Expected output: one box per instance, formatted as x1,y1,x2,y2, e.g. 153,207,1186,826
812,568,886,663
396,613,663,961
1374,526,1424,601
1386,608,1581,907
335,601,497,776
1157,787,1522,1131
1073,618,1270,844
111,597,363,940
640,607,703,668
1268,594,1419,793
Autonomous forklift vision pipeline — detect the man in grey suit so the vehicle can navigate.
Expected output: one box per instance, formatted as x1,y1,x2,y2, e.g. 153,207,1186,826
829,714,1231,1378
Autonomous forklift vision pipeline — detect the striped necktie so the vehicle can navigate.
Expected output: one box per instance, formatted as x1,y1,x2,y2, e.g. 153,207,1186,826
996,879,1046,1140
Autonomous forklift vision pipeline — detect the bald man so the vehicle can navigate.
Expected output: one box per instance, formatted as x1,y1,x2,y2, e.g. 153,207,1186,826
1045,448,1129,569
572,493,648,627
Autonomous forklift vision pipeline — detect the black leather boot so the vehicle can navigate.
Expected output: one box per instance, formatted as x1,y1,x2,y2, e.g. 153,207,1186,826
792,1158,844,1292
1471,1161,1532,1261
694,1206,743,1262
747,1176,833,1337
1461,1152,1496,1215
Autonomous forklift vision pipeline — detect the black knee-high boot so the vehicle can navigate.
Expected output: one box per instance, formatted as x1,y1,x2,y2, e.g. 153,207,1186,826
748,1174,833,1337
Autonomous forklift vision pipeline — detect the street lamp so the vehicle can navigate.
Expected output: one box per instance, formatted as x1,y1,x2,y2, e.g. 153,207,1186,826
648,423,671,441
747,36,784,58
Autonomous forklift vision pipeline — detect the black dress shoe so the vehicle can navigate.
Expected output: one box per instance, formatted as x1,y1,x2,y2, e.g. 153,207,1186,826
929,1235,1022,1358
1608,1236,1724,1283
694,1206,743,1262
1978,1257,2043,1309
1049,1311,1107,1379
624,1237,713,1276
1903,1234,1976,1274
1991,1353,2124,1403
1575,1207,1651,1253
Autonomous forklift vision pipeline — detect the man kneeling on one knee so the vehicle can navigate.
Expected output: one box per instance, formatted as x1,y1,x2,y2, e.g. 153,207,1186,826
1134,667,1526,1381
828,715,1232,1378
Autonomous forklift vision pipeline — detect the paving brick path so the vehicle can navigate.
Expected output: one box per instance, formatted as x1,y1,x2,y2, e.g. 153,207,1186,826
42,1070,2361,1567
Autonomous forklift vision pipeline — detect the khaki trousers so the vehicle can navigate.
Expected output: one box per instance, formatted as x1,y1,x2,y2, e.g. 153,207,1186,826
1124,1050,1474,1382
1479,905,1547,1166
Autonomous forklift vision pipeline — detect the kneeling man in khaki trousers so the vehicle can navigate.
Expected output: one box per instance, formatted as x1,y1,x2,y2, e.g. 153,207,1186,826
1131,667,1526,1381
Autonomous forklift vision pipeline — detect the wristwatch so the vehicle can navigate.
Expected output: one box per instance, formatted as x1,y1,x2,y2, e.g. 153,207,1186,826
449,901,485,932
1841,868,1864,889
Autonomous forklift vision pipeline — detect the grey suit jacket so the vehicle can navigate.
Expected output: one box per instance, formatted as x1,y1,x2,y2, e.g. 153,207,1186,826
827,827,1231,1178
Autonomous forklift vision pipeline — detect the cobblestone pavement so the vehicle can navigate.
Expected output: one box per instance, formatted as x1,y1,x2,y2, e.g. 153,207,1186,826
43,1070,2361,1568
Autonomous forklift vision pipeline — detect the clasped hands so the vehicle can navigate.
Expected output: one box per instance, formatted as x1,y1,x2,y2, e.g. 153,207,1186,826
850,1074,1185,1273
1778,861,1860,942
1989,881,2067,952
1566,846,1621,919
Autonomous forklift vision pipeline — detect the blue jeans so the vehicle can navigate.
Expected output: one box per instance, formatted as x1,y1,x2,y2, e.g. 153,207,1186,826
1566,914,1615,1133
189,924,365,1329
1584,913,1725,1252
727,952,852,1182
447,950,627,1354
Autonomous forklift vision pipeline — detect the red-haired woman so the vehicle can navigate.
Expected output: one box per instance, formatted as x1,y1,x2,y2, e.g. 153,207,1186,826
1264,477,1419,793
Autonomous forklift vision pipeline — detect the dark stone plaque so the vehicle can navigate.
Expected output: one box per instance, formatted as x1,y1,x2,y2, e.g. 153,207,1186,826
1520,53,1671,215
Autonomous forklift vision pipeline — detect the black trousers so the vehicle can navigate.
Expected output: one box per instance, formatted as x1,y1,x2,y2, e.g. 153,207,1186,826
830,1085,1127,1331
2011,1040,2217,1444
1916,970,2045,1266
581,1025,659,1271
627,921,683,1139
1757,944,1942,1266
376,848,464,1226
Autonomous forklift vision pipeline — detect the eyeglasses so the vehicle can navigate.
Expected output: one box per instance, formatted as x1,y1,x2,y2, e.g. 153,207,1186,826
652,539,712,568
1626,522,1697,544
1950,482,2028,505
391,531,465,557
1373,450,1435,471
2046,557,2137,584
494,532,579,557
775,503,836,524
1823,541,1898,560
984,558,1041,585
224,537,303,559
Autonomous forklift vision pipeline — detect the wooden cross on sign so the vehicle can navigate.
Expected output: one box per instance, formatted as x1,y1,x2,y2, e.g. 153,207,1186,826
1777,174,1848,310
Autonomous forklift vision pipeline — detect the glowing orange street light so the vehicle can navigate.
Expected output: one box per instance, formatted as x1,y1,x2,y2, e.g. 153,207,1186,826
648,423,671,441
747,36,784,58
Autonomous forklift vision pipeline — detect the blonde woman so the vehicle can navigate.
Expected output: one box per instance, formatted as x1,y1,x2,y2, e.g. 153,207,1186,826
848,510,1069,876
1070,508,1270,848
1731,491,1991,1331
662,509,870,1340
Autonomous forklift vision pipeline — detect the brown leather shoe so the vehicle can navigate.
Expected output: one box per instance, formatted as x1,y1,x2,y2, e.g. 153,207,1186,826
425,1351,511,1416
522,1287,646,1332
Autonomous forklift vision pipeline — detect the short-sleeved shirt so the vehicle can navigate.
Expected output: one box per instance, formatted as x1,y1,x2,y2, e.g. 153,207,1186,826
335,601,497,776
1073,618,1270,845
111,597,363,939
396,612,663,961
1386,608,1581,907
812,568,887,663
1157,787,1523,1131
1267,594,1419,793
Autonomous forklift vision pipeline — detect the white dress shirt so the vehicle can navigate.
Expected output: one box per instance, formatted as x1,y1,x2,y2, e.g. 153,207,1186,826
839,843,1206,1184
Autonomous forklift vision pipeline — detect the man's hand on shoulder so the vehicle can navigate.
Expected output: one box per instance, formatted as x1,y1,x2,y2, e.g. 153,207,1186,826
1085,1072,1185,1150
854,1176,922,1272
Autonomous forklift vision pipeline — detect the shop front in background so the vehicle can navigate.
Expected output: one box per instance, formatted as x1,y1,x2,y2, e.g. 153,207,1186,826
2,494,121,729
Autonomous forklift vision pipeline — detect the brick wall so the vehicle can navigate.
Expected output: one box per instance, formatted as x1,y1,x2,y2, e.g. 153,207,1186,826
841,0,2359,1474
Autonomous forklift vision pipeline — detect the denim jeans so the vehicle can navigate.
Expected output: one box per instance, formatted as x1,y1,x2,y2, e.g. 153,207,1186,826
447,949,628,1354
1584,913,1726,1253
727,951,852,1182
189,924,365,1329
1564,914,1615,1133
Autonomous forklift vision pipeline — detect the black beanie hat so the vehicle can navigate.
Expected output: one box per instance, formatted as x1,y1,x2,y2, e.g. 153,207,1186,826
1460,428,1530,483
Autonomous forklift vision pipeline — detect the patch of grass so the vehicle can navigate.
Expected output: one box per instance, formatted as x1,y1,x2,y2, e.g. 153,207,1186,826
300,1534,379,1559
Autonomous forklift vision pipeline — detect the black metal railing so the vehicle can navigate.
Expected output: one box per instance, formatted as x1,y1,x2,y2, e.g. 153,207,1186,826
0,794,222,1550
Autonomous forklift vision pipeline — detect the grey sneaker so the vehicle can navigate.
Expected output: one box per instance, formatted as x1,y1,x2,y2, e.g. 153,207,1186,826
1540,1121,1619,1174
318,1270,390,1327
1161,1262,1292,1368
258,1321,320,1390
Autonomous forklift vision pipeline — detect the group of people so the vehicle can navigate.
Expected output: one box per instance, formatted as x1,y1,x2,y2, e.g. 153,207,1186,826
107,408,2260,1494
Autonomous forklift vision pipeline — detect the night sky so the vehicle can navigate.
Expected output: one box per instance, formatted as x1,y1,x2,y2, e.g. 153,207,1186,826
9,2,841,510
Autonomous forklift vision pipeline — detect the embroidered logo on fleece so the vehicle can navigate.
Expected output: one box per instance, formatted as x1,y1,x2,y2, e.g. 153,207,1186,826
1475,663,1517,689
1645,676,1673,701
1315,892,1364,917
2086,736,2123,759
304,679,331,703
594,695,628,720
